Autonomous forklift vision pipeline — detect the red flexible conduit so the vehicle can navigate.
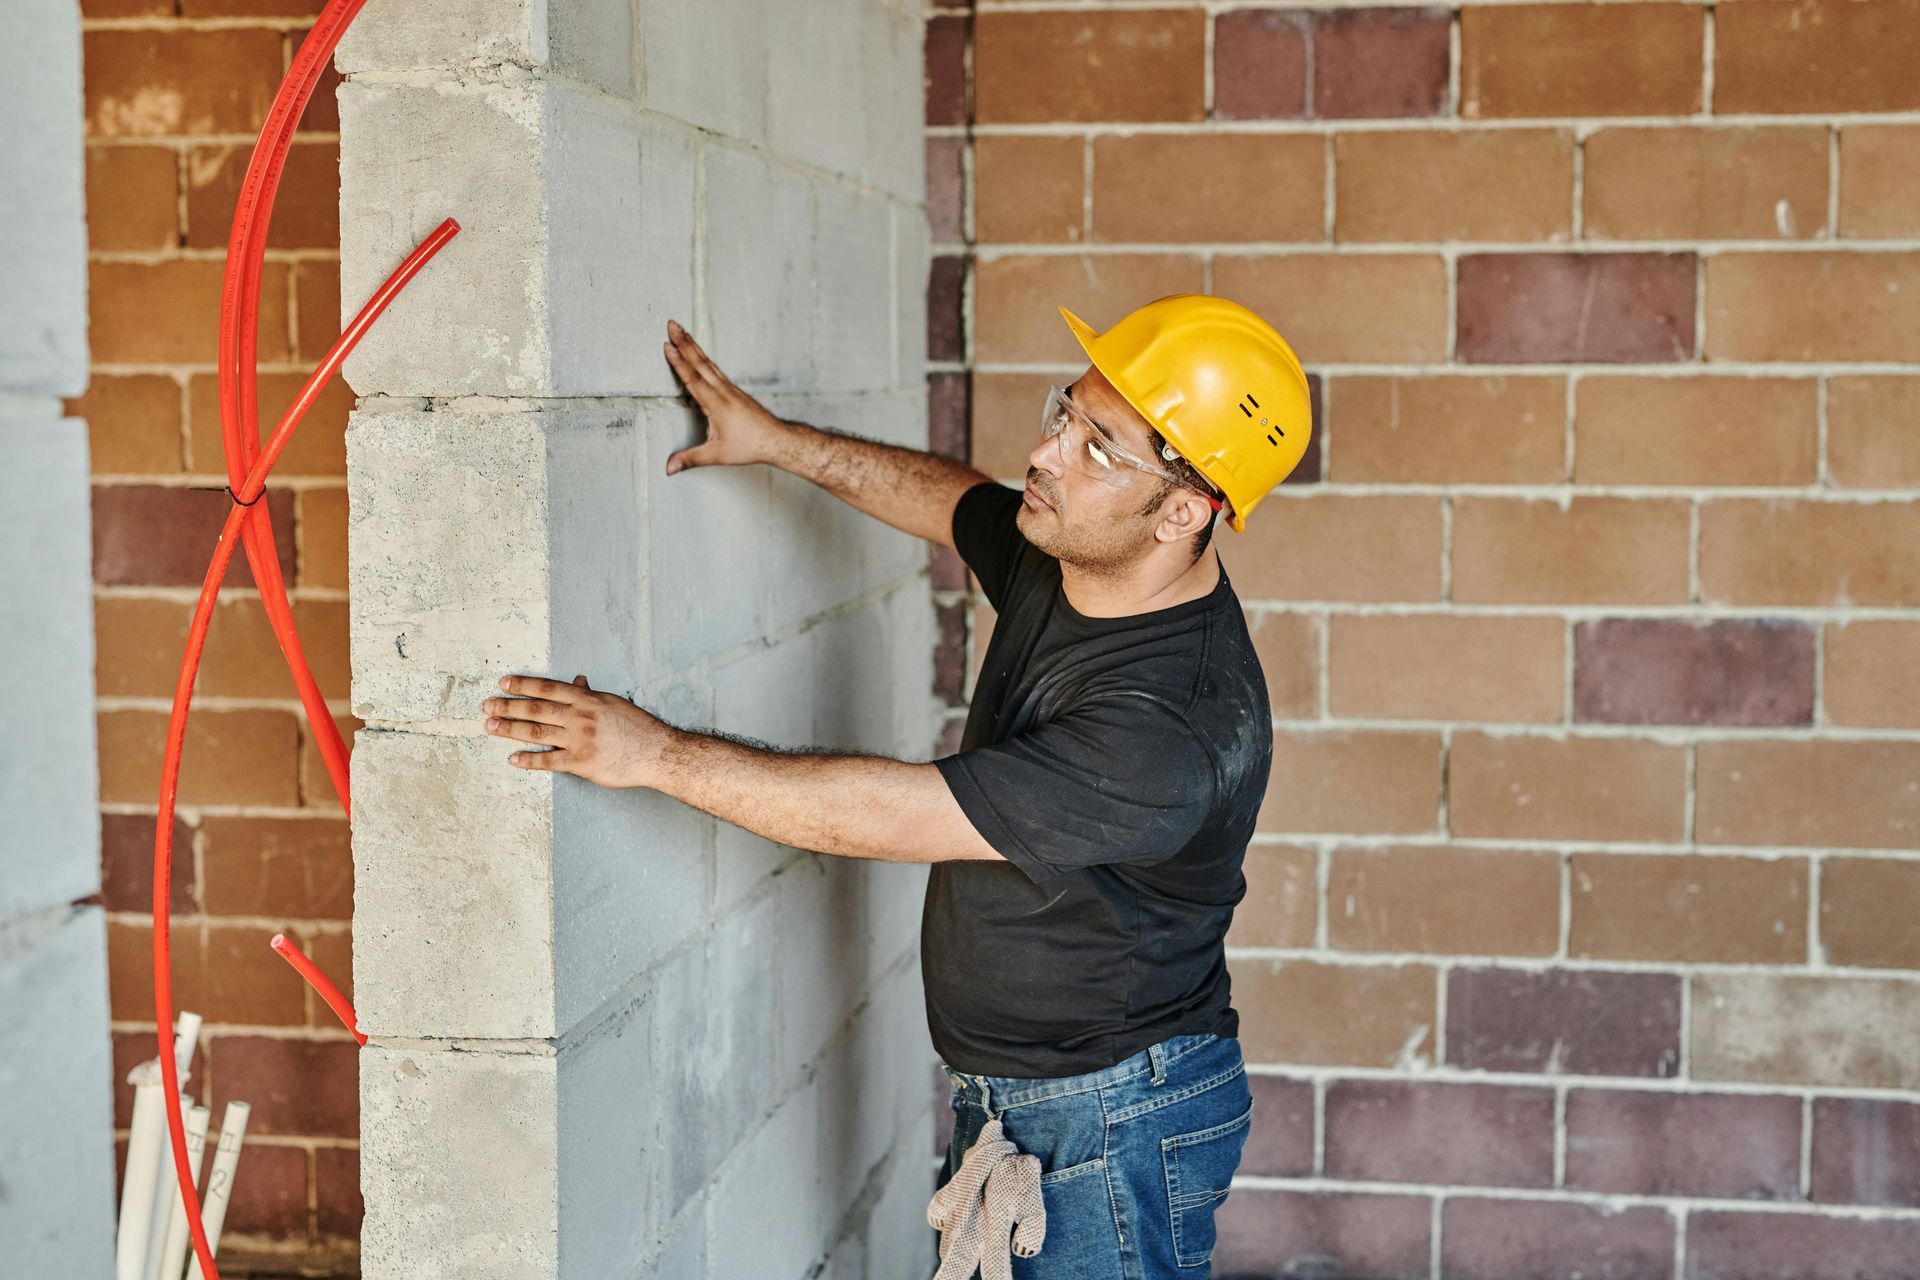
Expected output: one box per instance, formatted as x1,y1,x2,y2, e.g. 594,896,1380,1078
151,3,459,1274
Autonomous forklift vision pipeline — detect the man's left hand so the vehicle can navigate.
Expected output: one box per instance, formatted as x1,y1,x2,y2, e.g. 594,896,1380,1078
482,674,671,788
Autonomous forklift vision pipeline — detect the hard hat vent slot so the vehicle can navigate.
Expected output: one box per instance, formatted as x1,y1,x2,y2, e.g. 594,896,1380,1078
1238,403,1253,418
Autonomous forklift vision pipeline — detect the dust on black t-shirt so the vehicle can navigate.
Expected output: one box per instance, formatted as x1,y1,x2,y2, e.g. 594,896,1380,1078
922,480,1273,1079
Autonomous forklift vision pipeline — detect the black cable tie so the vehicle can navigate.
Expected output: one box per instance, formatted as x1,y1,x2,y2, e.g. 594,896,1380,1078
191,484,267,507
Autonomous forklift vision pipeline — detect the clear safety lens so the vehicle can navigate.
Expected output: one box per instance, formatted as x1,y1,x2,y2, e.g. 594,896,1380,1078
1040,386,1153,489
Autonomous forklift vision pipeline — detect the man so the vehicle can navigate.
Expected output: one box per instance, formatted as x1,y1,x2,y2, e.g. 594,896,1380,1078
480,294,1312,1277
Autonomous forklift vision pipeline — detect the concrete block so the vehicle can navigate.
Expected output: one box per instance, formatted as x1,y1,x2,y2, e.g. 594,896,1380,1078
812,186,896,393
774,856,874,1083
766,0,865,181
0,907,114,1276
0,419,99,919
545,95,648,393
336,0,545,76
637,0,766,144
710,633,816,913
0,0,85,396
707,1072,829,1280
629,124,699,399
861,0,928,204
634,1193,707,1280
556,994,657,1278
894,201,932,390
866,1127,940,1280
347,403,641,729
702,147,814,390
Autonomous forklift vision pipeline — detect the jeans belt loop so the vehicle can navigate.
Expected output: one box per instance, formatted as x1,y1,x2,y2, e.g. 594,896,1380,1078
1148,1040,1169,1086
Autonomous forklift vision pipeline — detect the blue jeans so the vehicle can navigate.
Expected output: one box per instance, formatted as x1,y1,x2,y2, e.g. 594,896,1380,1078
936,1032,1253,1279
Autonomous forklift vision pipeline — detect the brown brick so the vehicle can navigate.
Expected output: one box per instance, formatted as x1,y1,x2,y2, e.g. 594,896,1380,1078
1821,858,1920,971
1715,0,1920,114
95,594,345,700
925,136,965,244
107,919,309,1026
1225,845,1318,949
1312,7,1452,120
64,373,183,474
1093,133,1324,244
1244,610,1317,720
84,0,172,15
1450,731,1687,844
90,258,291,365
86,145,178,251
1451,496,1691,606
1570,852,1809,965
1825,620,1920,729
101,811,195,914
975,9,1205,125
1330,375,1566,484
1706,252,1920,363
1701,498,1920,607
209,1035,357,1137
199,815,352,920
97,708,302,807
302,928,353,1032
1573,617,1816,727
314,1145,363,1240
1330,613,1563,724
969,372,1052,479
113,1031,209,1126
1261,730,1443,836
1215,1187,1431,1280
1839,126,1920,239
1329,845,1560,956
1214,253,1448,364
1828,376,1920,489
296,485,347,589
925,13,968,129
974,135,1082,245
1457,252,1696,364
1689,1209,1920,1279
92,483,296,588
1231,957,1437,1067
1573,375,1818,487
300,712,360,810
928,253,965,363
1442,1198,1676,1280
1211,9,1308,121
1583,126,1830,241
1328,1079,1554,1188
187,371,350,477
1811,1096,1920,1206
1692,972,1920,1089
1460,4,1703,119
185,140,339,250
294,27,342,135
1567,1088,1801,1200
1698,739,1920,850
1241,1074,1315,1176
1221,493,1445,603
973,252,1204,364
292,258,341,362
1447,967,1682,1078
1335,130,1573,244
219,1140,309,1239
84,28,285,138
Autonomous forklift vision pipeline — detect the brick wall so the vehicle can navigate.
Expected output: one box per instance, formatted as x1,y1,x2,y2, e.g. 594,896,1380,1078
69,0,360,1272
927,2,1920,1274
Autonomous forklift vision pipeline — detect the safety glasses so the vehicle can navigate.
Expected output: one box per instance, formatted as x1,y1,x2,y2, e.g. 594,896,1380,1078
1040,385,1223,510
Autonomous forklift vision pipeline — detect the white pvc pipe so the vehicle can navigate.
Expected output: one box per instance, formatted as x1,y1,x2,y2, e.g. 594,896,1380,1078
155,1104,211,1280
143,1012,204,1280
186,1101,250,1280
116,1065,165,1280
172,1011,203,1078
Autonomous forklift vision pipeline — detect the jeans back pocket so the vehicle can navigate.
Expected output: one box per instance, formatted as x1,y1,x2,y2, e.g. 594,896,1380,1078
1159,1102,1253,1269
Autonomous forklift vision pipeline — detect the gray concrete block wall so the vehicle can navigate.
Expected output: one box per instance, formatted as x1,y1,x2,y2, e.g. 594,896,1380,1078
0,0,115,1269
340,1,935,1276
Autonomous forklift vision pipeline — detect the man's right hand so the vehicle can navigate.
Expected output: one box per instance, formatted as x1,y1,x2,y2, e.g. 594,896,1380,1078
660,318,786,474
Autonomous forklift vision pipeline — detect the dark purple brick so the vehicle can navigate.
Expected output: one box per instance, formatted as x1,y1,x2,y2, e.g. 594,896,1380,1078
1457,252,1697,364
928,369,970,462
925,135,965,244
1327,1079,1554,1188
1212,9,1309,121
925,14,970,128
313,1145,362,1240
934,600,968,708
92,483,296,588
1566,1088,1801,1200
1811,1096,1920,1207
1313,8,1451,119
1447,967,1682,1078
102,811,195,913
935,714,965,758
928,253,967,364
1442,1197,1676,1280
1575,618,1816,727
1213,1187,1431,1280
1241,1073,1315,1176
1687,1210,1920,1280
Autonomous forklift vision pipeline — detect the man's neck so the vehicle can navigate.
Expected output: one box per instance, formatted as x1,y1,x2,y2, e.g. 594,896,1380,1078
1059,548,1221,619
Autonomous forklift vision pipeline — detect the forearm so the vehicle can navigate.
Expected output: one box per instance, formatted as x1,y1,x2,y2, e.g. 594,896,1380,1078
761,418,989,548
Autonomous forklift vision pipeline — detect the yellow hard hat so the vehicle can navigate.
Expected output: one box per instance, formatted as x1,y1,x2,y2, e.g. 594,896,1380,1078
1058,293,1311,532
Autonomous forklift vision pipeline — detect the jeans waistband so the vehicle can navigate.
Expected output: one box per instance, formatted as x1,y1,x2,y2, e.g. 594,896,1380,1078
945,1032,1224,1114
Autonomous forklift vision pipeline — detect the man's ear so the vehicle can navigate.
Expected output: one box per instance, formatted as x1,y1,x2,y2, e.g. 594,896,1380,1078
1155,490,1212,545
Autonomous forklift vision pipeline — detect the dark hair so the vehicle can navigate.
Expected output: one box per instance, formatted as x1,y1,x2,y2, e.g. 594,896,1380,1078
1137,430,1222,562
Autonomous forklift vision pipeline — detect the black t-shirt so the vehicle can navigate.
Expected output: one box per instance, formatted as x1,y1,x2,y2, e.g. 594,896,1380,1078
922,480,1274,1079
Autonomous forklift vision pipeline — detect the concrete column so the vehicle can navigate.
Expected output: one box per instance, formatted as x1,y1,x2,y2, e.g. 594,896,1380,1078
338,1,934,1276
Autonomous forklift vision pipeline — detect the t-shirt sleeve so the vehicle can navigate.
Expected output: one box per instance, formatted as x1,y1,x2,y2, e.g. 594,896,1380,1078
935,692,1218,884
948,480,1031,612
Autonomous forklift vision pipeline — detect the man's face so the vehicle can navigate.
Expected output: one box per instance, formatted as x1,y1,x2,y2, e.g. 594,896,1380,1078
1017,365,1175,571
